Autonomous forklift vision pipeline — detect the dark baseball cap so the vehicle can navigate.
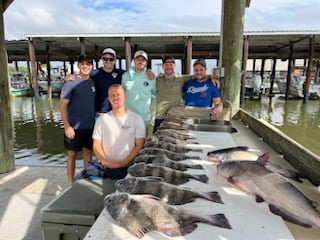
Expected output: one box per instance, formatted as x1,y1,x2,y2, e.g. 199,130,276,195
78,54,93,64
162,56,175,64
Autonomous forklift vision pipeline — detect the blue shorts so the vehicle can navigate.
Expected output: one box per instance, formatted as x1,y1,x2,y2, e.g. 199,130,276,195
64,129,93,151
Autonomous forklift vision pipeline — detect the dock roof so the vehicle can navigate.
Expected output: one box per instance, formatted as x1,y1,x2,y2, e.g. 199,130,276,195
6,31,320,62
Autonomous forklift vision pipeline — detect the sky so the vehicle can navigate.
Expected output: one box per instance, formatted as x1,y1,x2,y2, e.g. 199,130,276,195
4,0,320,40
3,0,320,73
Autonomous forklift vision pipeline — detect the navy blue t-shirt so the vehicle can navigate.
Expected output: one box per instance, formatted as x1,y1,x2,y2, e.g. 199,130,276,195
60,77,96,129
90,67,125,113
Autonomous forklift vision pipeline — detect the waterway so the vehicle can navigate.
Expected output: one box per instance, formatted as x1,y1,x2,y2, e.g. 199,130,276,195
241,95,320,156
11,95,320,165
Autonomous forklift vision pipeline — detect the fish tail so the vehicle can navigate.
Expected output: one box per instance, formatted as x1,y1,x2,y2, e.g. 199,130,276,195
201,191,224,204
284,169,305,183
193,174,209,183
206,213,232,229
187,164,203,169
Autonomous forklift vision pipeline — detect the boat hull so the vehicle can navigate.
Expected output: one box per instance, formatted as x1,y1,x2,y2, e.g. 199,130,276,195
10,88,31,97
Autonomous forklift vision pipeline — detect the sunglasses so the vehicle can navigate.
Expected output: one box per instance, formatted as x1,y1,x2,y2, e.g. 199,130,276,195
102,57,114,62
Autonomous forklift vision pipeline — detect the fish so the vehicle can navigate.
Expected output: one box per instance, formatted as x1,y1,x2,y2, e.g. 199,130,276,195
146,135,199,145
128,162,209,185
134,154,203,171
157,135,199,145
217,157,320,228
207,146,305,183
160,142,203,153
155,129,195,140
157,121,188,130
104,192,232,238
140,147,201,160
115,176,223,205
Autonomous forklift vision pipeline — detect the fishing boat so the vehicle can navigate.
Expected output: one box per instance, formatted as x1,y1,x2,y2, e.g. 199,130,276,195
38,66,65,94
276,76,320,99
10,72,31,97
245,74,270,98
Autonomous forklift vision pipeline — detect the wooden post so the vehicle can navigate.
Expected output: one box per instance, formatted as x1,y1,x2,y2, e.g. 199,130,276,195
0,1,15,173
79,37,85,55
185,36,192,74
285,45,293,100
221,0,246,114
269,57,277,97
241,35,249,103
303,35,315,104
46,44,52,98
28,38,40,100
124,37,131,71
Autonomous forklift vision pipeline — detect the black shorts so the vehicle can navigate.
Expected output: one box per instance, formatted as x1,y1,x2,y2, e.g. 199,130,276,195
64,129,93,151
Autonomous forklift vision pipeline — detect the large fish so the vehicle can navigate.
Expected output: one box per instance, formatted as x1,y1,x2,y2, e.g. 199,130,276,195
134,154,203,171
140,147,201,160
115,176,222,205
104,192,232,238
128,162,209,185
207,146,304,183
217,158,320,228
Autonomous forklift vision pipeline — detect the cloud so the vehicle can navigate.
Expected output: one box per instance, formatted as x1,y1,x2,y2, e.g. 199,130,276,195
3,0,320,40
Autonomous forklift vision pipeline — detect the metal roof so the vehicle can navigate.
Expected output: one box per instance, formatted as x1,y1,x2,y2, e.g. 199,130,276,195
5,31,320,63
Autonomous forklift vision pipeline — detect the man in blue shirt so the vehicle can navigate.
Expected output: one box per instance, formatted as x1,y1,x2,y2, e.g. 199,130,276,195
60,54,96,184
91,48,124,113
183,58,223,119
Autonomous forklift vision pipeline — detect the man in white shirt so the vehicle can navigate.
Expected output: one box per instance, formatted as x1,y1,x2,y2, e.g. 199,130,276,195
91,84,145,179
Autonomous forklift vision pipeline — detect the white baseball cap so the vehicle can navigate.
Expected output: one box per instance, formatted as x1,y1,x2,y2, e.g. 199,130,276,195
133,50,148,60
102,48,116,57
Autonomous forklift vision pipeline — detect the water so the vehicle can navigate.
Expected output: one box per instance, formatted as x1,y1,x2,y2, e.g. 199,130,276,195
11,95,320,165
12,96,68,165
241,95,320,157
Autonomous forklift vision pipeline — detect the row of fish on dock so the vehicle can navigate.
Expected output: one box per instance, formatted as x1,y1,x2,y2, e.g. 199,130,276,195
103,117,320,239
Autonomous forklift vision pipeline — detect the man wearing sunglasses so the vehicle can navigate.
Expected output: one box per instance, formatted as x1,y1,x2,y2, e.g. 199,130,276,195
65,48,154,116
92,48,124,114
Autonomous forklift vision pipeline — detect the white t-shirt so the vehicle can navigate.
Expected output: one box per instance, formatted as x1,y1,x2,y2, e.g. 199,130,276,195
92,110,145,161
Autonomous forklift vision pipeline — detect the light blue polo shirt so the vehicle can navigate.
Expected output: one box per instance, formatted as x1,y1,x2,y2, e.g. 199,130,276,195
122,67,157,122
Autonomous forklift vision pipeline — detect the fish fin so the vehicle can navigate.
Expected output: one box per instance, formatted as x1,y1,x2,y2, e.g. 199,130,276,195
201,191,224,204
187,164,204,169
178,222,198,235
194,174,209,183
256,152,270,165
207,213,232,229
268,204,313,228
207,146,249,155
255,195,265,203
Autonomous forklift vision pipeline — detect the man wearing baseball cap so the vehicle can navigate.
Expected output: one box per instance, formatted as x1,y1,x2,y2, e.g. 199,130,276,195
91,47,125,114
182,58,223,120
122,50,156,130
60,54,96,184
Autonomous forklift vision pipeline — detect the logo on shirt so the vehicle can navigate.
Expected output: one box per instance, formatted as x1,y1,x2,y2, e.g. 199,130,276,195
91,86,96,92
143,81,149,87
112,72,118,79
187,84,209,94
